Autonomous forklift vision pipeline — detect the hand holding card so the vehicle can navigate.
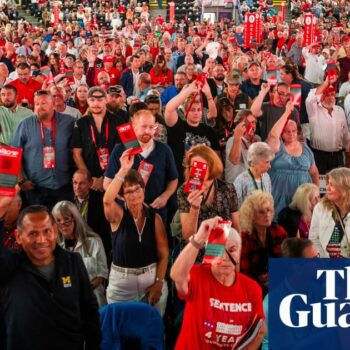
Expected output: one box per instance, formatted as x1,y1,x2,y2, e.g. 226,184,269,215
117,122,142,155
184,161,208,193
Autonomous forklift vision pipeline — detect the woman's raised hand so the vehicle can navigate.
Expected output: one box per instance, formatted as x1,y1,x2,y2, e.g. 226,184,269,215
119,149,135,171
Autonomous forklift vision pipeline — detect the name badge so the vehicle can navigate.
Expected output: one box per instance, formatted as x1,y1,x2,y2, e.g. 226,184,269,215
138,160,154,185
43,146,55,169
239,104,247,109
97,148,110,170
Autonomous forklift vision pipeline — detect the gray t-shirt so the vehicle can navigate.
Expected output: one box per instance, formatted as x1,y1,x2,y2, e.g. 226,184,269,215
36,260,55,281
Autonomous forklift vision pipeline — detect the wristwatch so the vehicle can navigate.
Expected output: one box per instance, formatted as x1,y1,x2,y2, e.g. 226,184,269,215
190,235,204,250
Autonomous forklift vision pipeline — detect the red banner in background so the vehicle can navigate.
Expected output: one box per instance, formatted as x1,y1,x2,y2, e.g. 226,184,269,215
244,12,256,48
280,2,286,22
53,2,59,25
169,2,175,22
303,13,314,46
255,12,262,44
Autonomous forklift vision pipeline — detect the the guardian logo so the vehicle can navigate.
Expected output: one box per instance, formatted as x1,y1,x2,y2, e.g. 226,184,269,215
279,267,350,328
269,259,350,350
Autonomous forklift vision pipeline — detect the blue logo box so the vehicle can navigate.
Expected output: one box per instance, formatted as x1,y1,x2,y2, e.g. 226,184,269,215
268,258,350,350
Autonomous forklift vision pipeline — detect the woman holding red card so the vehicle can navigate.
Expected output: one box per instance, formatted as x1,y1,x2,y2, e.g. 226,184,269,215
177,144,240,262
267,101,319,218
171,217,266,350
103,149,169,316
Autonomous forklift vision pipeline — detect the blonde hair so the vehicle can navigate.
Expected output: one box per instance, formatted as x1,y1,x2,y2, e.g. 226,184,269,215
289,183,319,220
239,190,274,233
322,167,350,212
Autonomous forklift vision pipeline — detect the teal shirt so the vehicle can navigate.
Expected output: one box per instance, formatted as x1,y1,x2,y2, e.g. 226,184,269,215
0,105,32,145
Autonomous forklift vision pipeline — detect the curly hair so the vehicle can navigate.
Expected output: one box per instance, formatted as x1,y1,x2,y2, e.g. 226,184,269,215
239,190,275,233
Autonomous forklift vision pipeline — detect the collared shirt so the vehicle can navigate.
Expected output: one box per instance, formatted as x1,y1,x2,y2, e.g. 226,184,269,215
0,105,32,145
302,48,325,84
12,112,75,189
306,89,350,152
132,70,140,96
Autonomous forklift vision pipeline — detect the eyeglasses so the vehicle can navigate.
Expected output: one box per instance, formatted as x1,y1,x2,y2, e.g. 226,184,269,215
256,208,273,216
56,219,73,227
145,95,160,103
123,185,143,196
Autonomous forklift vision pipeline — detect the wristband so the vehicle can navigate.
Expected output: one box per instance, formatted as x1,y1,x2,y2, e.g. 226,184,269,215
155,277,164,284
190,235,204,250
114,174,125,182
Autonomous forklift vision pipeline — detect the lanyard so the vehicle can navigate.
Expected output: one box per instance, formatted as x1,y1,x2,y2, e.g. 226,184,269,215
90,120,109,148
39,116,56,146
248,168,264,191
81,200,88,218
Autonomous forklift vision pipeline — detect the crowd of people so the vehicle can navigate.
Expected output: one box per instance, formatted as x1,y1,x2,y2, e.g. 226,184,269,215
0,0,350,348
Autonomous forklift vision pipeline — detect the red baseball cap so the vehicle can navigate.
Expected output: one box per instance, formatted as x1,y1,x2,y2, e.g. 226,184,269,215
103,55,115,63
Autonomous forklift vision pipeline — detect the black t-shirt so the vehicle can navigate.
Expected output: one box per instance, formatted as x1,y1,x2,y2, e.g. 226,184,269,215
167,118,220,184
71,111,123,177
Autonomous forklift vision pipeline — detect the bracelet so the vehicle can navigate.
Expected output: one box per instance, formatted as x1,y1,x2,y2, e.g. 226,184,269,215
155,277,164,284
207,97,213,101
18,179,27,186
190,204,200,210
114,174,125,182
190,235,204,250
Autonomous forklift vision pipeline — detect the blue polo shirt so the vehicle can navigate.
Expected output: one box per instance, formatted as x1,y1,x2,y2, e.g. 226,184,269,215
105,140,178,204
12,112,75,189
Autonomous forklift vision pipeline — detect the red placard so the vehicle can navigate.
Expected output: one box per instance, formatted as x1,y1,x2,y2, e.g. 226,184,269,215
169,2,175,22
266,67,278,85
116,123,142,155
202,220,231,265
0,145,22,197
303,13,314,46
280,2,286,22
290,84,302,107
184,161,208,193
244,13,257,49
53,2,59,26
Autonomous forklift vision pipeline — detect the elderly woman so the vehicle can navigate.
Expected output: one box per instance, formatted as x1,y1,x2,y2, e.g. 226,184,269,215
178,145,240,261
52,201,108,307
171,217,266,350
240,191,288,295
103,149,169,316
278,183,320,238
309,167,350,258
267,101,319,218
233,142,274,207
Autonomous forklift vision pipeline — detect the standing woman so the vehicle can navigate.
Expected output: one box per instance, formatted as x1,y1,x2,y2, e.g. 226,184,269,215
52,201,108,307
48,53,61,77
309,168,350,258
103,149,169,316
178,145,240,261
267,101,319,218
233,142,274,208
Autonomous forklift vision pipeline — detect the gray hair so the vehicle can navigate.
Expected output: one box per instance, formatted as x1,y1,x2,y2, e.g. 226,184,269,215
247,142,274,166
227,228,241,247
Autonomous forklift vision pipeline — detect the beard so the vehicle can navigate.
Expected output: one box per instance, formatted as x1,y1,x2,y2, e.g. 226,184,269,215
3,101,16,109
215,75,225,82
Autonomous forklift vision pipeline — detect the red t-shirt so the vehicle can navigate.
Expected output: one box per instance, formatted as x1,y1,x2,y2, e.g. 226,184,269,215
149,67,173,86
9,78,43,106
176,265,264,350
95,67,120,85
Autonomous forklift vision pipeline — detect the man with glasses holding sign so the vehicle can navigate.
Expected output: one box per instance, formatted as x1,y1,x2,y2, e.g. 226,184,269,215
250,82,299,141
13,90,75,209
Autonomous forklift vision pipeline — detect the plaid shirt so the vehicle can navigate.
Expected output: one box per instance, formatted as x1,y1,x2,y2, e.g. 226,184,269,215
240,223,288,295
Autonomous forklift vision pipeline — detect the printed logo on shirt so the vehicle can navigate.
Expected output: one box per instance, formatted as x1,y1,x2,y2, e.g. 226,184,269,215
61,276,72,288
